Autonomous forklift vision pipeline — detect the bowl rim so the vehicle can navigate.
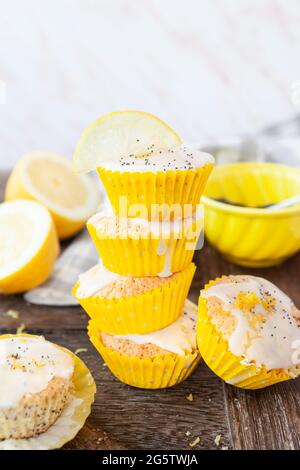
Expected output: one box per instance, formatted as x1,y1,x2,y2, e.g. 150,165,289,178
202,162,300,217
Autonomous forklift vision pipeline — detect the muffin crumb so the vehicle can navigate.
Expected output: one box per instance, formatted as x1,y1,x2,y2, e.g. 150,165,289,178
4,309,19,319
74,348,88,355
189,436,200,447
16,323,25,334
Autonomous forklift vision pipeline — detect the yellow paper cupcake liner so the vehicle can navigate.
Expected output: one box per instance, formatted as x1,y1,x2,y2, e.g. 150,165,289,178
97,165,213,220
88,321,200,389
73,263,196,335
87,218,203,276
0,334,96,450
197,279,292,390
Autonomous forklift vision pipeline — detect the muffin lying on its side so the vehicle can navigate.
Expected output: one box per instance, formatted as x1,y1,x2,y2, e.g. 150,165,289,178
0,335,74,439
0,334,96,449
88,300,201,389
197,275,300,389
73,262,195,334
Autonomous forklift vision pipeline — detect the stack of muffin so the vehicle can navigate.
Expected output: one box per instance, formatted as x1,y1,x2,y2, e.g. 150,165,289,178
73,114,215,389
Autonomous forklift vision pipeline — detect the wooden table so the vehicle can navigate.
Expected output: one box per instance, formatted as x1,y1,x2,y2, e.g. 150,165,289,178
1,172,300,450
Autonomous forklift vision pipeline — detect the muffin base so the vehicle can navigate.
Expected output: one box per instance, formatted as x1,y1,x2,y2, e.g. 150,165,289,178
87,218,202,277
88,320,200,389
0,376,71,440
97,165,213,221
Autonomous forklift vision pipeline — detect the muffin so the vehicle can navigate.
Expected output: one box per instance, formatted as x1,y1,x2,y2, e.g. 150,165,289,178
87,208,203,276
0,334,95,448
73,262,196,334
197,275,300,389
97,145,214,221
88,300,201,389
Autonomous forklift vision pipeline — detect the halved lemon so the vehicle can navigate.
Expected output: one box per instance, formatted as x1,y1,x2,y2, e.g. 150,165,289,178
73,110,182,173
5,151,100,239
0,200,59,294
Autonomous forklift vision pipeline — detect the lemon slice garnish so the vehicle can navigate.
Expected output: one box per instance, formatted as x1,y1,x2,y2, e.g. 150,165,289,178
73,110,182,173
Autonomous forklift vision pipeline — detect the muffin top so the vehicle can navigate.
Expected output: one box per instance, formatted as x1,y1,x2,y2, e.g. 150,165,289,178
76,263,180,299
103,302,198,356
0,336,74,409
99,145,214,173
202,275,300,371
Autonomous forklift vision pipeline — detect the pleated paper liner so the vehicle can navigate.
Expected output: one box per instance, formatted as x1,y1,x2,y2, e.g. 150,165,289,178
87,216,203,276
73,263,196,335
97,165,214,220
0,334,96,450
88,318,201,389
197,280,293,390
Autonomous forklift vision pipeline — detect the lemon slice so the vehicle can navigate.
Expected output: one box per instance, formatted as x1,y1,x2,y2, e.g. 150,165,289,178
73,110,182,173
5,151,100,239
0,200,59,294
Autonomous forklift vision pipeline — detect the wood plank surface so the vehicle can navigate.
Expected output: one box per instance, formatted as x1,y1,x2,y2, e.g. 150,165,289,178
0,172,300,450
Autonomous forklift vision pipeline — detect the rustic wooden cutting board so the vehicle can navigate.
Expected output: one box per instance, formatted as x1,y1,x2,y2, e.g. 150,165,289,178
0,172,300,450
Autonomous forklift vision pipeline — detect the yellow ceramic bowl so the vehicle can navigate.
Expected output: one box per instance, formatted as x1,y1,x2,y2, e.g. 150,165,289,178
202,162,300,267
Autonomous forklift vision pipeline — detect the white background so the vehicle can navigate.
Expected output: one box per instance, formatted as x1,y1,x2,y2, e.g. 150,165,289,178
1,0,300,170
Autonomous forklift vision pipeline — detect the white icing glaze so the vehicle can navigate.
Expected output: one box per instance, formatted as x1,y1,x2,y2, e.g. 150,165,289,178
115,305,197,355
0,336,74,409
76,263,121,298
99,145,214,173
157,240,172,277
202,276,300,370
